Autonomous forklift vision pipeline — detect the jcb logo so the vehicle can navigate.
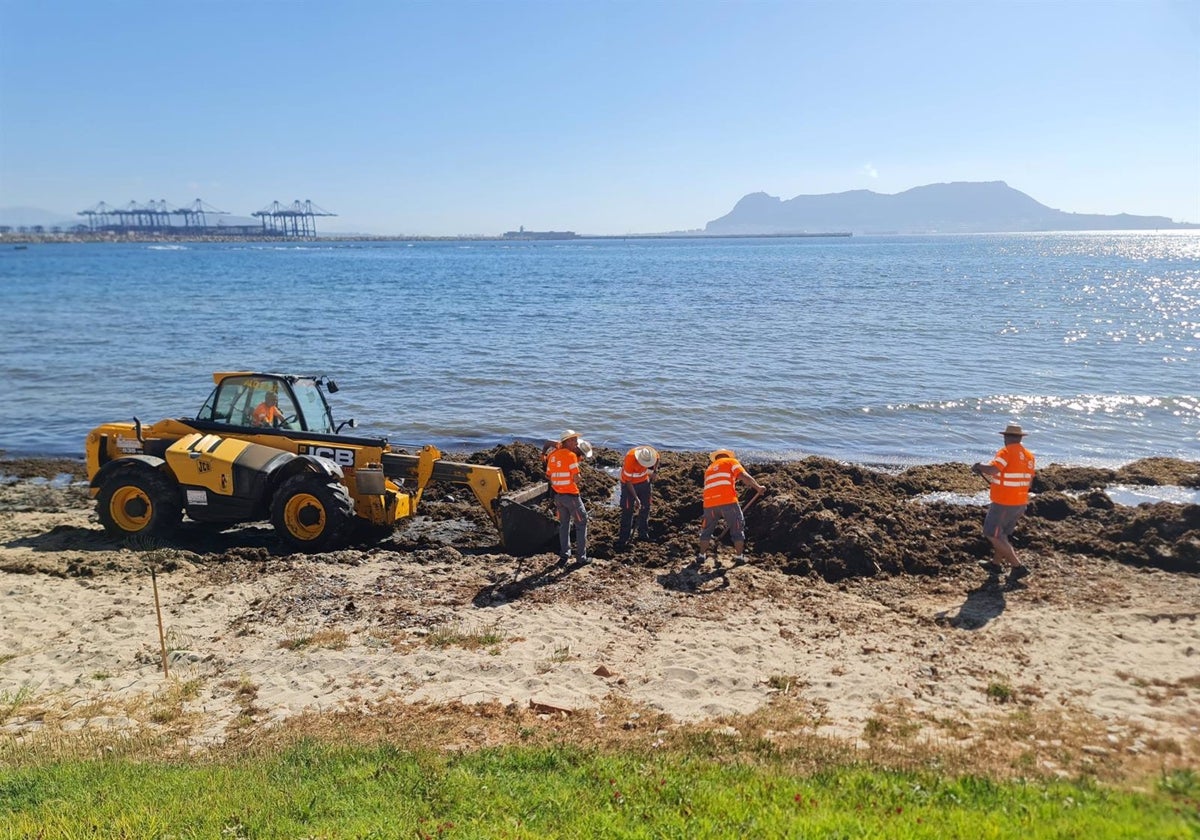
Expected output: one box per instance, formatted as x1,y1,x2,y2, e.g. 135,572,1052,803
299,445,355,467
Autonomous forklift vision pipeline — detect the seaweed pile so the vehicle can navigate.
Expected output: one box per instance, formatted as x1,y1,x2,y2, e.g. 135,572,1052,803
448,444,1200,580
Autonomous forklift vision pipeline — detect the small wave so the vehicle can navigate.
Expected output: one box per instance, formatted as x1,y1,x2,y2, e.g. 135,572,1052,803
917,486,1200,507
1100,485,1200,506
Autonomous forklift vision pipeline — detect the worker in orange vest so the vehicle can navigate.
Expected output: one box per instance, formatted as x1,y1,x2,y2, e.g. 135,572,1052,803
697,449,765,566
251,391,286,428
545,429,593,564
616,445,660,550
971,422,1036,583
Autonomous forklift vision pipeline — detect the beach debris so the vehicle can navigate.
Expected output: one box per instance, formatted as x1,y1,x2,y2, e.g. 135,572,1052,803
529,699,574,716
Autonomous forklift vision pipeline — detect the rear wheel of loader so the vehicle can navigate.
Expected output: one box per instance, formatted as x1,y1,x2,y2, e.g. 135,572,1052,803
96,469,182,540
270,473,355,553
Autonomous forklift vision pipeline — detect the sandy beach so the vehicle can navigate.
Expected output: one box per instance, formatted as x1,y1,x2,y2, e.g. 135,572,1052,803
1,449,1197,780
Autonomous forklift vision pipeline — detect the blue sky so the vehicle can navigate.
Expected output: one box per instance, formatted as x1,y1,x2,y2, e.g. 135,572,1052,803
1,0,1197,235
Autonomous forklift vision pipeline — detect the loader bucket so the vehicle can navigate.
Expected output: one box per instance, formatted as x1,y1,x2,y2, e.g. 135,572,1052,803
498,482,558,556
381,451,558,555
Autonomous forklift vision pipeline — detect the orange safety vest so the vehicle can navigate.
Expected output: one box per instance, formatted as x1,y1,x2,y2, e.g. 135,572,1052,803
621,449,653,484
988,443,1035,505
546,447,580,495
703,457,743,508
252,402,283,426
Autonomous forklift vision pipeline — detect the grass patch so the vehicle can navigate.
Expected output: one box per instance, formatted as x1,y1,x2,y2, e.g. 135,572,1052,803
136,678,205,726
1160,768,1200,798
163,626,195,655
765,674,805,693
424,621,505,651
535,644,574,674
0,683,36,723
279,628,349,651
0,740,1194,838
987,681,1016,704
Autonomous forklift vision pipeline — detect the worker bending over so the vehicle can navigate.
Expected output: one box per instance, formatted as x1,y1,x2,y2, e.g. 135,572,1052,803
698,448,764,566
617,445,659,550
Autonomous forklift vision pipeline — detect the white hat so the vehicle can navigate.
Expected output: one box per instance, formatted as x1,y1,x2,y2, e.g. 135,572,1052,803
710,448,735,462
634,446,658,468
577,438,594,459
558,429,580,445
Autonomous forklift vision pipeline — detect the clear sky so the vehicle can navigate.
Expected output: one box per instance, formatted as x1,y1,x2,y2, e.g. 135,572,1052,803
1,0,1197,236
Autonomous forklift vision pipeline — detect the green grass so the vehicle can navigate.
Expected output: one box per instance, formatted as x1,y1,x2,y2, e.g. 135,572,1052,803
0,684,35,723
0,741,1194,839
424,621,506,650
987,681,1017,704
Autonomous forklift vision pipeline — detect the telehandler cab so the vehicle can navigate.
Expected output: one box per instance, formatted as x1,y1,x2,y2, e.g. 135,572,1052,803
85,372,557,554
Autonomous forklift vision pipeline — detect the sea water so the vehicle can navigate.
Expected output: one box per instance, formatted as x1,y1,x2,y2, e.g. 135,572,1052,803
0,232,1197,468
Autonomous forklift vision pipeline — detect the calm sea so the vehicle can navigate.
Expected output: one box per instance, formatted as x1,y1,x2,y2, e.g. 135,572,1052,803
1,233,1197,468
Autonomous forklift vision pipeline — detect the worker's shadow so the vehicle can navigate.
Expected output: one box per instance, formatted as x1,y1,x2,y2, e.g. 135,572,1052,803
934,572,1008,630
3,522,278,554
657,556,732,595
472,555,587,607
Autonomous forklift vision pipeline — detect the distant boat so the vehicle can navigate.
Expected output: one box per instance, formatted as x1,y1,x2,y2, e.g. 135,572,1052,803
502,229,577,241
13,244,27,250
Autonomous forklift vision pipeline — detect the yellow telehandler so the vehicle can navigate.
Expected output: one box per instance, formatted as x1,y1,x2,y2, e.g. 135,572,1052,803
84,372,556,553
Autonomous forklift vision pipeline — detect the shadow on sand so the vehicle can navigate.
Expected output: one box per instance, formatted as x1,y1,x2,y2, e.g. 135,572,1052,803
934,570,1025,629
3,522,280,555
656,555,735,595
472,555,591,607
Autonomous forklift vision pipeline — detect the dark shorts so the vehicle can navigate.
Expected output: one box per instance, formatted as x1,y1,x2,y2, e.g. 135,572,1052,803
700,503,744,542
983,503,1026,540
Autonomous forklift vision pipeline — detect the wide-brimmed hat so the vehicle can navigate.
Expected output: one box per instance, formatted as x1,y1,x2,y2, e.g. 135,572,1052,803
710,448,735,462
634,446,659,468
558,429,580,445
999,423,1028,437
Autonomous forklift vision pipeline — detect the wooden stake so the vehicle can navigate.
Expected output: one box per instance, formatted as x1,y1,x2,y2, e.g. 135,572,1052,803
150,566,169,678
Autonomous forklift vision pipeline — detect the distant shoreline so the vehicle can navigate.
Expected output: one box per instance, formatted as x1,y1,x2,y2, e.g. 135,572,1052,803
0,231,854,245
7,228,1198,246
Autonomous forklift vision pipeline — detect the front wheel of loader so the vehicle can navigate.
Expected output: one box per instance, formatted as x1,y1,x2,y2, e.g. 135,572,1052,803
96,468,182,540
270,473,355,553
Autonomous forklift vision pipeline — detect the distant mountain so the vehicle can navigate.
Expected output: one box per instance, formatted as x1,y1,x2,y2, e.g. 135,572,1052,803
704,182,1198,235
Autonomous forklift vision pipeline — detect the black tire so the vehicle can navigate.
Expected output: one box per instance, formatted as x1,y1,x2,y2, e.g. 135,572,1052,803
270,472,355,553
96,468,182,539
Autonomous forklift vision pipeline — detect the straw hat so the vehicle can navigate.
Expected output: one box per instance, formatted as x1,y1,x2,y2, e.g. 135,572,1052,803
634,446,659,468
999,423,1028,437
710,448,735,462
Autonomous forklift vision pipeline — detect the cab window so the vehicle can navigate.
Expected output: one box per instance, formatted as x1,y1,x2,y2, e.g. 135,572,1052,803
197,379,250,425
197,376,298,430
291,379,334,434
